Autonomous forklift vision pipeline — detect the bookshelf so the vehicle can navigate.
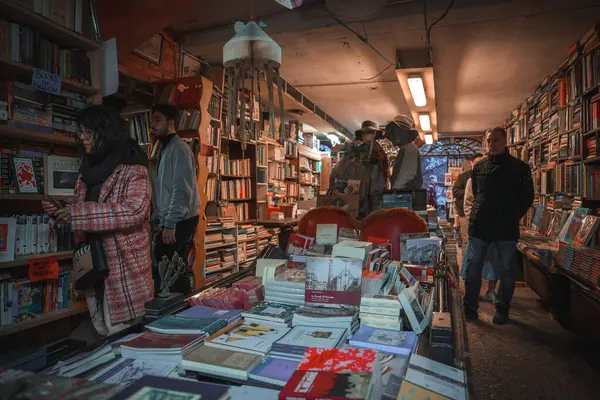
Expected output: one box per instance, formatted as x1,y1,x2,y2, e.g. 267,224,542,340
505,24,600,210
0,0,103,340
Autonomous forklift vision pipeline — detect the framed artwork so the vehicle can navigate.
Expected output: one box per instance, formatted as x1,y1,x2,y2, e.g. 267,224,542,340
133,34,163,65
11,156,39,193
181,51,202,78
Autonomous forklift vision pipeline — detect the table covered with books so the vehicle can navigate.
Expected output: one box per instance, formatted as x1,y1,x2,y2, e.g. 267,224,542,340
0,208,470,400
517,205,600,341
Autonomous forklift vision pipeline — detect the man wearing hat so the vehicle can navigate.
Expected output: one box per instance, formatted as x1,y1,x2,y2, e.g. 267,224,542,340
386,115,423,190
355,120,389,213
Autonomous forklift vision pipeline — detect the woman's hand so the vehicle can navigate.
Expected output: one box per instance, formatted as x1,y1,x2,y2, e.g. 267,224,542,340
55,205,72,223
42,200,59,216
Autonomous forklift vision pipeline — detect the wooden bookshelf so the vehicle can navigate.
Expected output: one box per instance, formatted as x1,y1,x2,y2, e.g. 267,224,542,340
0,301,87,337
0,58,99,96
0,250,73,269
0,125,78,146
0,0,101,51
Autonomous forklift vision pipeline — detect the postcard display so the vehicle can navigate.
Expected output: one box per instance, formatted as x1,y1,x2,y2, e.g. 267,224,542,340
2,212,467,400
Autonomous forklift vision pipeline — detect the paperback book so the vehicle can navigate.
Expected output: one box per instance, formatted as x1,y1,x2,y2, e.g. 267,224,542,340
349,325,418,356
205,321,290,356
249,357,299,387
182,345,263,381
270,325,347,361
305,256,363,307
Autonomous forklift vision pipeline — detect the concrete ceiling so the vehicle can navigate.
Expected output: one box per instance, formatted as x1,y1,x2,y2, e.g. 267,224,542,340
172,0,600,136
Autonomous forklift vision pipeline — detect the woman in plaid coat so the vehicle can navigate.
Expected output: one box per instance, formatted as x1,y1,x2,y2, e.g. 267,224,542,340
43,105,153,336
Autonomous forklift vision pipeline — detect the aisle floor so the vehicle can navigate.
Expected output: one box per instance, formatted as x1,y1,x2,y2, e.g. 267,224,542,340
465,284,600,400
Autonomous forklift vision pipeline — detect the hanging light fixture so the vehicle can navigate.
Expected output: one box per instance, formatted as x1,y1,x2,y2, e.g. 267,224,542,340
424,133,434,144
223,21,283,150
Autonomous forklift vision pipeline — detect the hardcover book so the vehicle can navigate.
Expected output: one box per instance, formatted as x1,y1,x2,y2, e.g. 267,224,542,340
183,345,263,381
279,370,372,400
305,257,363,307
146,315,227,336
205,322,290,356
110,375,230,400
241,302,297,324
271,326,347,359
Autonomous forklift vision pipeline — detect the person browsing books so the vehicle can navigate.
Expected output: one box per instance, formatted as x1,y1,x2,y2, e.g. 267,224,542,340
150,104,200,295
453,153,482,260
42,105,153,336
463,127,534,324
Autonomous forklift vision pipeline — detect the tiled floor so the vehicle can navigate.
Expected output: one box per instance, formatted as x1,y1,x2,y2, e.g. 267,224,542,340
465,284,600,399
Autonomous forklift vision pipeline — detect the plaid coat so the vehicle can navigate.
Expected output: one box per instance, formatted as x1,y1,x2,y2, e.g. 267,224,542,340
71,164,154,324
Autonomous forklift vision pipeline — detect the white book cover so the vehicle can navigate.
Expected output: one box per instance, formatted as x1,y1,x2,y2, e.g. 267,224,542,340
316,223,338,245
206,322,290,355
399,283,428,334
43,154,81,196
274,325,346,349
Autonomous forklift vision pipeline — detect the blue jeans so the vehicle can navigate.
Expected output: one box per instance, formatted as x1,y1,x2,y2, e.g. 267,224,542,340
463,236,517,314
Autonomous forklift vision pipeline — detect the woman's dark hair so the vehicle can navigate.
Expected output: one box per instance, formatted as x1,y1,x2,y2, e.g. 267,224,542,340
76,105,129,155
152,103,180,122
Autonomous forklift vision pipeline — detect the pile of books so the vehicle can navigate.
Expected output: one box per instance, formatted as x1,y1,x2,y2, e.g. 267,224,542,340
264,268,305,306
187,277,264,310
120,331,205,363
360,294,403,331
241,302,297,327
292,306,358,339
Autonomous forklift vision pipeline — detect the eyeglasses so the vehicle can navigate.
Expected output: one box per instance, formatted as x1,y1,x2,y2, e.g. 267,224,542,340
77,128,94,140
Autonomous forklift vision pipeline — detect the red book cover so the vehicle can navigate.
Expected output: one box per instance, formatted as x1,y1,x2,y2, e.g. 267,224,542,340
298,348,377,373
279,370,372,400
122,331,202,349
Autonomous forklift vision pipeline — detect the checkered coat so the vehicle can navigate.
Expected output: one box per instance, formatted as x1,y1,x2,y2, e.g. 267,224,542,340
71,164,154,324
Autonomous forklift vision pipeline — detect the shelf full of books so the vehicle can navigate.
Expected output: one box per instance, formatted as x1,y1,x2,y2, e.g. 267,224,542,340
506,24,600,205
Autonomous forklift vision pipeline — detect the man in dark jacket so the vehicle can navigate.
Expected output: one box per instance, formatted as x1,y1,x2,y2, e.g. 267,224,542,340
463,127,534,324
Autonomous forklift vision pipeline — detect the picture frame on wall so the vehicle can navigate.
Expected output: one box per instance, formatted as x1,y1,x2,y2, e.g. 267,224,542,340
181,51,203,77
133,34,163,65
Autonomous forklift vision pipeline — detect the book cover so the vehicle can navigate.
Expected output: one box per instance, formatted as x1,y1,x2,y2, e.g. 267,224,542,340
274,326,346,351
177,305,243,323
349,325,417,356
279,370,372,400
287,233,315,255
121,331,203,350
206,322,290,355
43,154,81,196
89,358,178,386
110,376,230,400
146,315,227,335
305,257,362,307
11,156,38,194
249,357,299,386
397,380,452,400
573,215,599,246
316,224,338,245
241,302,297,322
298,348,376,373
183,345,262,373
400,233,430,262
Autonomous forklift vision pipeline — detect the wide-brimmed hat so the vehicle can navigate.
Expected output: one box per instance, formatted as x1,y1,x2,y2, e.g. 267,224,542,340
356,120,379,133
389,114,415,131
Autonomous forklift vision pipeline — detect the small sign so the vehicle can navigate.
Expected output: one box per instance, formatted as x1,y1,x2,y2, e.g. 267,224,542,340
28,257,59,282
31,68,62,95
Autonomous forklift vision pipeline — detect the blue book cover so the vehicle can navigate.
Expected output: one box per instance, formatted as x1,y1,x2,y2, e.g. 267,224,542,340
349,325,417,355
178,305,243,324
249,357,299,386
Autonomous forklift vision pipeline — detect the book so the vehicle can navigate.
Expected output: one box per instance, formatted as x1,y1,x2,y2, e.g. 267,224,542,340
316,224,338,245
241,302,297,325
403,354,467,400
146,315,228,336
177,305,243,324
110,375,230,400
120,332,204,362
89,358,178,386
305,256,363,308
249,357,299,387
228,385,280,400
573,215,600,247
298,348,377,373
397,381,452,400
279,370,373,400
182,345,263,381
205,321,290,356
271,326,347,360
349,325,418,356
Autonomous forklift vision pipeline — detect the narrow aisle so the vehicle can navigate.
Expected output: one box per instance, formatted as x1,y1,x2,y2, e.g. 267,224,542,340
465,286,600,399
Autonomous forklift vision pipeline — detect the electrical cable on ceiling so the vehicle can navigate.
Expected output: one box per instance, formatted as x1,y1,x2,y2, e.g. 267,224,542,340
425,0,455,47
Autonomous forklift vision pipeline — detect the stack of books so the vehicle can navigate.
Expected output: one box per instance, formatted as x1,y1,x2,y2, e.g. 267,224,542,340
182,345,263,382
241,302,297,327
146,315,228,336
291,306,358,339
269,325,347,361
349,325,418,356
360,294,403,331
177,305,243,325
120,332,205,363
187,279,263,310
204,321,291,357
264,268,305,306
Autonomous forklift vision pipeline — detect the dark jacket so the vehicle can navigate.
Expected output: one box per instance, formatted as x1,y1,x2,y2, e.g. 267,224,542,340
452,170,471,217
469,149,534,241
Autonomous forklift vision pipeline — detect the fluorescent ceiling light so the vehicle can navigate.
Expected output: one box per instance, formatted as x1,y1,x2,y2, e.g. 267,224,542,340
424,133,434,144
407,74,427,107
419,113,431,131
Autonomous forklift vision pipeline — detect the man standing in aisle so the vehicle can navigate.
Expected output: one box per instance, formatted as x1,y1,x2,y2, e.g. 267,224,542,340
387,115,423,190
463,127,533,324
453,153,483,255
151,104,200,295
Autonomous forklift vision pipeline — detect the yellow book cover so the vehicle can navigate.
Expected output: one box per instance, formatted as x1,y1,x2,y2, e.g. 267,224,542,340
397,381,451,400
